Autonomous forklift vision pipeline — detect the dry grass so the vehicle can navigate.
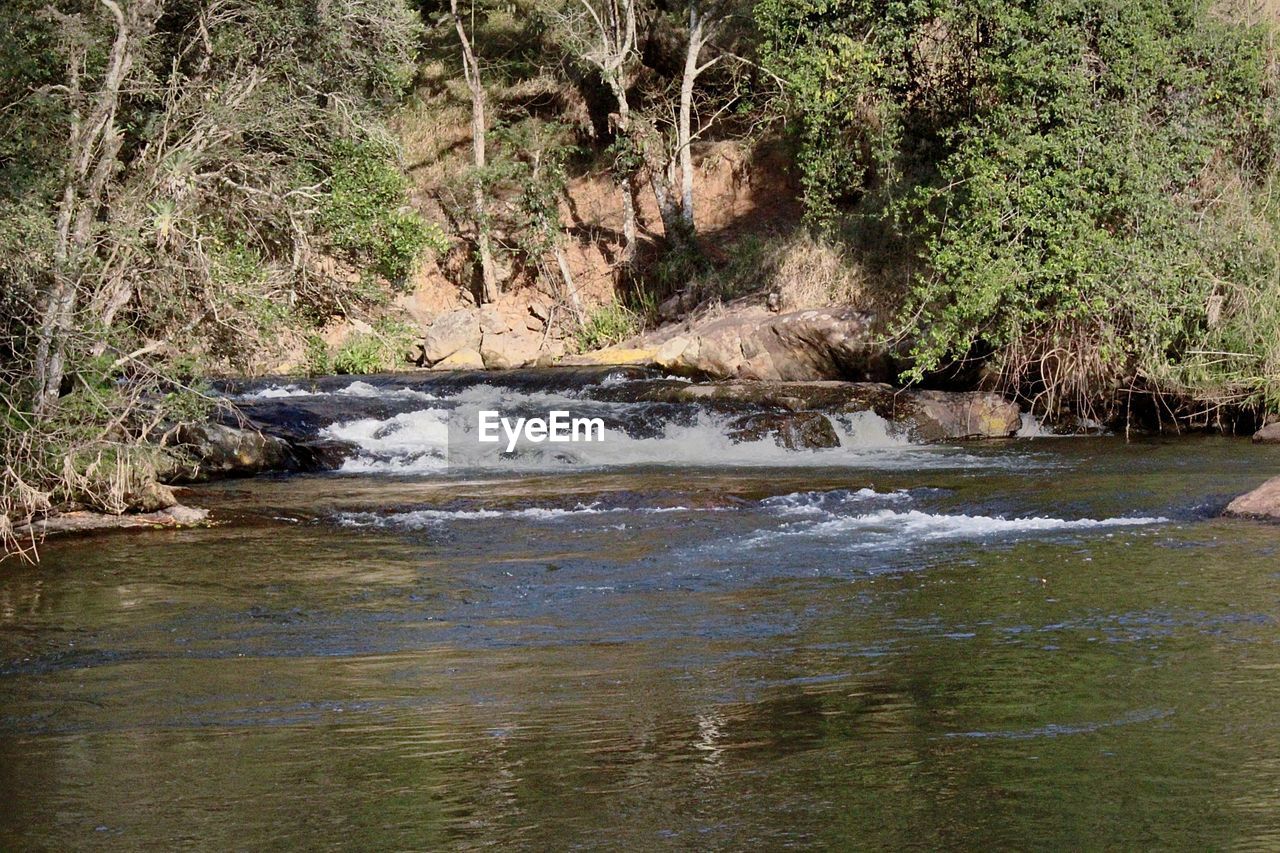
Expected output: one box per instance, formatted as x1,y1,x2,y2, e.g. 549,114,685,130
676,230,906,326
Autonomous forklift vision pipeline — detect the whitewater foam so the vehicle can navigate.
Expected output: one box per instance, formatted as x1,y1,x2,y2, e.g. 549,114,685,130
316,399,1022,475
321,408,451,473
761,488,912,516
336,381,437,401
1016,412,1052,438
336,502,714,528
747,508,1167,547
237,384,312,399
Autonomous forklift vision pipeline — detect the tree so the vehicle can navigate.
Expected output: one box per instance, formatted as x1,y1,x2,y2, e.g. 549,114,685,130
33,0,162,418
548,0,642,271
449,0,501,303
1,0,429,548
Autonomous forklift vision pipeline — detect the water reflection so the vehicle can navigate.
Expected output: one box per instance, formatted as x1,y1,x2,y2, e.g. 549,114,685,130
1,440,1280,848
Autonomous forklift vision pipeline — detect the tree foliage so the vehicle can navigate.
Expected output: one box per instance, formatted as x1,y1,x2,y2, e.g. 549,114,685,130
760,0,1280,418
0,0,431,548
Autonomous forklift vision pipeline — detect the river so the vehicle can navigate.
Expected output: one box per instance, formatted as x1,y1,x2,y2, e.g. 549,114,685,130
3,370,1280,848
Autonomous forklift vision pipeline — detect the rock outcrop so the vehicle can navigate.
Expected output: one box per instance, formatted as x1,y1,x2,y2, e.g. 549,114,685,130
635,306,888,382
419,299,560,369
1225,476,1280,521
421,308,482,364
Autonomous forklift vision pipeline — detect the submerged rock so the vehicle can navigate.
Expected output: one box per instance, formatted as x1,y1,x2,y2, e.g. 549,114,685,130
1225,477,1280,521
727,412,842,450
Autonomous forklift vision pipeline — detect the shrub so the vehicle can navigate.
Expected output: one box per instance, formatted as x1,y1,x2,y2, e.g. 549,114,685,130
318,140,449,284
761,0,1280,419
329,319,417,375
574,302,642,351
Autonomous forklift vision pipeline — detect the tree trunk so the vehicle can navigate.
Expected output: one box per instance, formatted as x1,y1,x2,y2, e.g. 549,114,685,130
648,157,689,250
451,0,499,304
554,245,584,320
637,114,692,253
678,3,703,228
607,76,638,272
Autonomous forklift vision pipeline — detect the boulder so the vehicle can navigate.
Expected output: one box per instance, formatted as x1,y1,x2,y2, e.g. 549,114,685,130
124,480,180,513
658,290,697,322
727,412,842,450
433,347,485,370
1253,423,1280,444
1225,476,1280,521
421,308,481,364
479,305,508,335
647,307,888,381
166,422,297,481
480,329,542,369
904,389,1024,442
290,438,358,471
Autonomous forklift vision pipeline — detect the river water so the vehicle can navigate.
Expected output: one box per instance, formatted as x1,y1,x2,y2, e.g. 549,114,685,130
3,371,1280,849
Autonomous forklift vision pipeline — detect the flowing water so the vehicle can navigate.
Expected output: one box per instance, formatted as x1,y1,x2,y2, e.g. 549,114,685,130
4,370,1280,849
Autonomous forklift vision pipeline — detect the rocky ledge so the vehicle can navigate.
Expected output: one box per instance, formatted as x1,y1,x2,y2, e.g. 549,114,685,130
593,379,1022,442
564,305,891,382
17,504,210,538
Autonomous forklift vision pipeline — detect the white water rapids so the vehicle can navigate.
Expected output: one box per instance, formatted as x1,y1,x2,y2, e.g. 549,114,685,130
225,375,1169,544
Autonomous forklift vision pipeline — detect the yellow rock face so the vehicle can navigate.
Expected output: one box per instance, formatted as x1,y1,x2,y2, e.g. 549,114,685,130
431,347,485,370
561,347,658,366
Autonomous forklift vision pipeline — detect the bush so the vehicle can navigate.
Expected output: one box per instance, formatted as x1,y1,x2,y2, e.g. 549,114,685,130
318,140,449,283
761,0,1280,420
574,302,642,351
329,320,417,375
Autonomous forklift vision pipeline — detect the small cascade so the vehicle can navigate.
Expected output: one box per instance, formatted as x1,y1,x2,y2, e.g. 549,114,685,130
221,368,1035,475
1017,412,1052,437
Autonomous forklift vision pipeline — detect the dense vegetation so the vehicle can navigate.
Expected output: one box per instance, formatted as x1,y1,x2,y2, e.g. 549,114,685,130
0,0,433,545
3,0,1279,549
758,0,1280,420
